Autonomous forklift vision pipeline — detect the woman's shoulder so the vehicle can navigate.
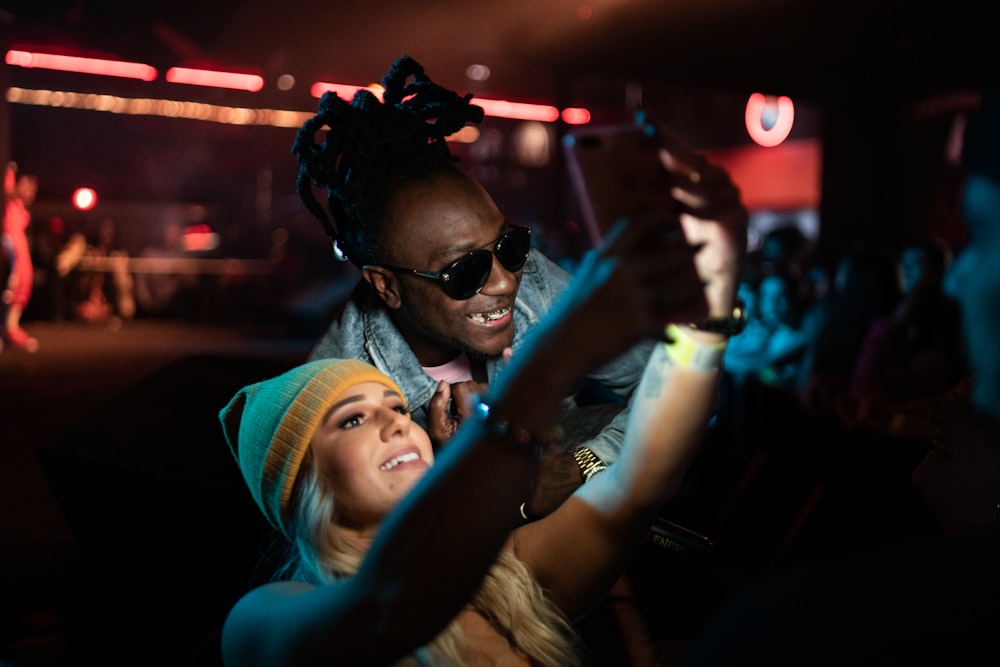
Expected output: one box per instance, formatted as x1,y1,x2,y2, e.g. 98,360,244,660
232,579,317,613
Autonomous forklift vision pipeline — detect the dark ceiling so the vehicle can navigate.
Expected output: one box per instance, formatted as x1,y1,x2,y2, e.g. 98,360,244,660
4,0,998,107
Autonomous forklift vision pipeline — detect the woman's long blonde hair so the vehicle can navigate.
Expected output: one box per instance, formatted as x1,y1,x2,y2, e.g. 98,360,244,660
275,454,583,666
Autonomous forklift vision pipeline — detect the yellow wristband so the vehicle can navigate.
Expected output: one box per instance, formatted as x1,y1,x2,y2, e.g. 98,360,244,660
664,324,727,371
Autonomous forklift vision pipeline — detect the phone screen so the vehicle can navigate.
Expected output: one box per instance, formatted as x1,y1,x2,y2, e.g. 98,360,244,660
563,123,675,247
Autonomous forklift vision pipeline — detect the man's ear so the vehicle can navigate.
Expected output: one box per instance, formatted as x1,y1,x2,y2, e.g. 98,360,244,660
362,266,402,309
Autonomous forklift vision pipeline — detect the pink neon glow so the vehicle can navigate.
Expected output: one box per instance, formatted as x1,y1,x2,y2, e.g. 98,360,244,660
745,93,795,147
311,81,585,124
165,67,264,92
561,107,591,125
310,82,382,100
474,98,560,122
5,50,157,81
72,187,98,211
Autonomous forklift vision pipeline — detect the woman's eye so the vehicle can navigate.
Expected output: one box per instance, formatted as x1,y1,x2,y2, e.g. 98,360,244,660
339,414,364,429
393,405,410,416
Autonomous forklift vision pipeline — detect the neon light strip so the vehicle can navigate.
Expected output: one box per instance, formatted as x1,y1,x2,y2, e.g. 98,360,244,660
5,50,157,81
6,87,310,127
309,82,382,99
561,108,591,125
165,67,264,92
311,81,586,124
474,98,559,122
5,87,469,142
5,48,592,125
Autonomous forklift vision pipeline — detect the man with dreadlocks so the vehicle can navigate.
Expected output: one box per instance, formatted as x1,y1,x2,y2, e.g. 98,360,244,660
293,55,746,519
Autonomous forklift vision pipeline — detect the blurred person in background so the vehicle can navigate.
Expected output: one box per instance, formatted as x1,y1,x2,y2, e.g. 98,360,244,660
57,216,135,328
843,237,969,434
133,220,198,319
2,162,39,352
681,70,1000,667
723,271,808,390
795,242,902,418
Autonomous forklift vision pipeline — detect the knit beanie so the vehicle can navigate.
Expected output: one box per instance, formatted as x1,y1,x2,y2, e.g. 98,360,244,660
219,358,405,535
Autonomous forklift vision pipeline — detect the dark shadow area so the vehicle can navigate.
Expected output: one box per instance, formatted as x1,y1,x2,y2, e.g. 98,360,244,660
32,353,300,667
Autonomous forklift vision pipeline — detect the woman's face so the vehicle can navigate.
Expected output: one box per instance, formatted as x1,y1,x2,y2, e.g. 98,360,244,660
310,382,434,537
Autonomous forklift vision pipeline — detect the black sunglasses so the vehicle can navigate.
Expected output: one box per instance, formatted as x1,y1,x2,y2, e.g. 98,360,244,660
371,225,532,300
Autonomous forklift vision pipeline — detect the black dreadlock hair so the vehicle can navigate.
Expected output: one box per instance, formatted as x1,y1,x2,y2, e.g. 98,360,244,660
291,55,485,268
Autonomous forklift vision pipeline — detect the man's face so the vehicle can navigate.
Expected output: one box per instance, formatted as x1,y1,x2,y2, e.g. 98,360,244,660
949,172,1000,423
369,169,524,366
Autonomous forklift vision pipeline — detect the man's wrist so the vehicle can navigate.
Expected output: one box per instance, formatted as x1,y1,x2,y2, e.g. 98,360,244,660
573,446,608,482
690,297,747,337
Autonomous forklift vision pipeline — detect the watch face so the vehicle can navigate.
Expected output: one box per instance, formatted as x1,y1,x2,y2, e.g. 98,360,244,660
693,297,747,336
730,297,748,334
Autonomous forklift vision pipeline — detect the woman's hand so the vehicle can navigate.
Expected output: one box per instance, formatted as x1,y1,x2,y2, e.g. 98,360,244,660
564,119,748,353
653,120,748,321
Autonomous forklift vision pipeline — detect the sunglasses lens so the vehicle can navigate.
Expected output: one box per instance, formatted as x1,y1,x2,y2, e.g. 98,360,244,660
437,227,531,300
497,226,531,272
445,249,493,299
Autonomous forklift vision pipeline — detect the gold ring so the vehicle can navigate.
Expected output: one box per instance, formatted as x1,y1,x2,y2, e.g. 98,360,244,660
689,170,702,184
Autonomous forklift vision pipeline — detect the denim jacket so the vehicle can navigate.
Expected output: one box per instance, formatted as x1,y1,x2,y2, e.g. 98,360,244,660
307,248,655,464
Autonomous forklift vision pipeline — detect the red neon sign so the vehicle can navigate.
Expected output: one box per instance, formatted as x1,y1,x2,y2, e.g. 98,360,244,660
745,93,795,147
561,107,591,125
310,81,580,124
5,50,157,81
309,82,380,100
474,98,560,123
165,67,264,92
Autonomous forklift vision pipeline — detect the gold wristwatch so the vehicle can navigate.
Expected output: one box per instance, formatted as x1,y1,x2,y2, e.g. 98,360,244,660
573,446,608,482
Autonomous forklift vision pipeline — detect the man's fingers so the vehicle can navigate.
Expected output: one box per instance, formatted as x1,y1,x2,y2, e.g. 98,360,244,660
427,381,458,445
449,381,489,420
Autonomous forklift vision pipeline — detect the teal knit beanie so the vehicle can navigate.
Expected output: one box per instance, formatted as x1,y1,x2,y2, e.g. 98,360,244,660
219,358,405,534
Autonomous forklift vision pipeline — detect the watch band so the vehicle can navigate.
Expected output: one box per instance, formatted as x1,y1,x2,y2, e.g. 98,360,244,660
573,446,608,482
690,297,747,337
